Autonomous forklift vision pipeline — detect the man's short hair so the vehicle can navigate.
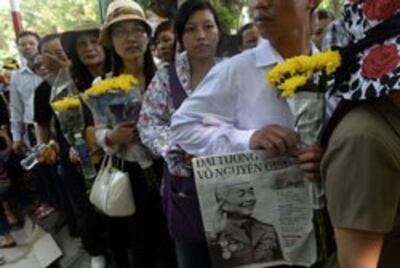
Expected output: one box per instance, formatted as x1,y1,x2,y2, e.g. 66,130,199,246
38,33,61,53
16,31,40,45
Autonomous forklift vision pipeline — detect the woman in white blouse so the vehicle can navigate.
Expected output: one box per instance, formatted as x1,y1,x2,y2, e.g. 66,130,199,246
96,0,175,267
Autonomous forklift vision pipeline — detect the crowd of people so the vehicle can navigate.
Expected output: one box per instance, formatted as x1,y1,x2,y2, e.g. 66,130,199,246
0,0,398,268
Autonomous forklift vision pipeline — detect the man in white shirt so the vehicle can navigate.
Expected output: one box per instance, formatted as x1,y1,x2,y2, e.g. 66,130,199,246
171,0,322,181
9,31,42,155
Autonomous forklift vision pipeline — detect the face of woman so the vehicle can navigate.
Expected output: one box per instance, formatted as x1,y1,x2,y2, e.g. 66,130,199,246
111,20,150,62
33,55,49,78
182,9,220,61
156,30,175,63
76,33,105,67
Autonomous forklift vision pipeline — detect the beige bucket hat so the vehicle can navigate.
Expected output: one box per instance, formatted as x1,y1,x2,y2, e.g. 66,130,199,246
99,0,152,46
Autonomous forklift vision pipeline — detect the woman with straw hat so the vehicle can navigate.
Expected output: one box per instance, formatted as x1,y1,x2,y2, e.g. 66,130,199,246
96,1,176,267
59,20,111,268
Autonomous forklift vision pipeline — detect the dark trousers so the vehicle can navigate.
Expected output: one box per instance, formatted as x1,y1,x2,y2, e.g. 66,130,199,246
0,204,10,235
175,240,211,268
59,161,106,256
43,164,78,234
107,160,176,268
34,164,61,207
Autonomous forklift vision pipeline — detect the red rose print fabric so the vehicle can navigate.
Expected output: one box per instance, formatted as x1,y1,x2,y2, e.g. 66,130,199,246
364,0,400,20
361,44,400,79
333,1,400,100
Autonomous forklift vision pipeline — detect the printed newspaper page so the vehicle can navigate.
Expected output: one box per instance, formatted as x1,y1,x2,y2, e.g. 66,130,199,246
193,150,317,268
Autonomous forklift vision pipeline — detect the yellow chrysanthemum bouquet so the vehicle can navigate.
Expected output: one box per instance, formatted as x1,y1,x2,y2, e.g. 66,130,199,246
51,96,82,112
82,74,141,127
267,50,341,145
267,51,341,266
50,69,97,180
83,74,155,173
267,51,341,98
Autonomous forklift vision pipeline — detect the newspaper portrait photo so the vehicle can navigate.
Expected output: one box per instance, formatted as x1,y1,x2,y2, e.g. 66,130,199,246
193,151,317,268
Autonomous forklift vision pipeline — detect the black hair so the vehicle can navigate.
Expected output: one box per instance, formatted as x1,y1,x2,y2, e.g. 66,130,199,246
174,1,222,48
110,21,156,89
68,31,112,91
153,20,174,42
237,23,255,47
317,9,334,20
38,33,61,53
16,31,40,45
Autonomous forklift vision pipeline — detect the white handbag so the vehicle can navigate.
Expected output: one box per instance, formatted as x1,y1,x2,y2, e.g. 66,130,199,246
89,155,136,217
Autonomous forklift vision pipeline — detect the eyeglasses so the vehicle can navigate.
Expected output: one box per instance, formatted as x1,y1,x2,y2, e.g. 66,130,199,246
112,26,147,39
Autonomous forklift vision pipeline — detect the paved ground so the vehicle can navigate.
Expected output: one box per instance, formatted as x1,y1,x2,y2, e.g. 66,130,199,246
1,213,91,268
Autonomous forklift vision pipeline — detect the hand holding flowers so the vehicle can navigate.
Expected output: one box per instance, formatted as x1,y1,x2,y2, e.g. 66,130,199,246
51,96,97,180
83,74,153,170
265,50,342,266
105,122,139,146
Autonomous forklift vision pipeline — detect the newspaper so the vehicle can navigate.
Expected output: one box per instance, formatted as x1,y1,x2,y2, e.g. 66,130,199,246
193,150,317,268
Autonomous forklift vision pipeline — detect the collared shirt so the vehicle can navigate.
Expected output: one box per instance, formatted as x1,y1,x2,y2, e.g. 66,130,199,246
171,39,338,156
9,67,42,141
171,39,295,156
138,52,195,176
211,217,282,266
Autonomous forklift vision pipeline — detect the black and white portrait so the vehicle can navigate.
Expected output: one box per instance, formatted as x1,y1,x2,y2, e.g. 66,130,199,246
208,180,283,267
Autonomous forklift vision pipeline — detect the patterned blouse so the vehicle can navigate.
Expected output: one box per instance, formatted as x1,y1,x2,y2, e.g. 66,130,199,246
138,52,196,177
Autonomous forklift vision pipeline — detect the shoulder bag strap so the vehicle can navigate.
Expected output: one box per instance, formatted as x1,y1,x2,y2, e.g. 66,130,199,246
168,64,189,110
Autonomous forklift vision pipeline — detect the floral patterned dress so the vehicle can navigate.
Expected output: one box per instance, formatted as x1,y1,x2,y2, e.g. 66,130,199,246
138,52,195,177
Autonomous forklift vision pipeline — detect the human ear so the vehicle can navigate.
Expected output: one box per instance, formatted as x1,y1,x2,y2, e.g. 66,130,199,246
308,0,321,11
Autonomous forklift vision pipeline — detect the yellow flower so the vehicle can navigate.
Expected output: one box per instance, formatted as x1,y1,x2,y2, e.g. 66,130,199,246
267,55,316,86
314,50,341,74
51,97,81,112
82,74,139,99
323,51,341,75
266,50,341,97
279,75,309,97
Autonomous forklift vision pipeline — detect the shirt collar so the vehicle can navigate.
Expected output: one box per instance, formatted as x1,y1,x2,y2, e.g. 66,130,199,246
21,65,35,74
255,39,283,68
255,39,319,68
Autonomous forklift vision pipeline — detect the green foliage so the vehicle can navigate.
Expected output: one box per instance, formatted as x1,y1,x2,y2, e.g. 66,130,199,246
20,0,99,35
137,0,153,9
0,8,17,61
210,0,245,33
0,0,343,59
319,0,344,17
0,0,99,59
